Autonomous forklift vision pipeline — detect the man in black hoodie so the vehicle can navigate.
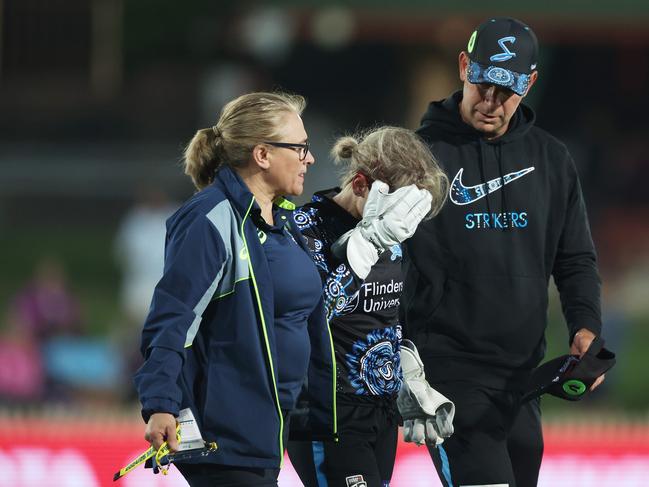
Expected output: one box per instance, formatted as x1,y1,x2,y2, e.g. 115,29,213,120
402,17,605,487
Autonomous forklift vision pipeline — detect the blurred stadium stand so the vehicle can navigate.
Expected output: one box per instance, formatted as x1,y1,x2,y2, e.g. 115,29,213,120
0,1,648,485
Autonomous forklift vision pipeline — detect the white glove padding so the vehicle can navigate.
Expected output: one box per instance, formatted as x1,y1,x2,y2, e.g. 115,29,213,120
358,181,432,251
401,400,454,446
334,181,432,279
397,339,455,446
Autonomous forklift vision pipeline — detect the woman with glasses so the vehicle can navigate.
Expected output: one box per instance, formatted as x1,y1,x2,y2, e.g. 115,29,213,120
133,91,336,487
287,126,449,487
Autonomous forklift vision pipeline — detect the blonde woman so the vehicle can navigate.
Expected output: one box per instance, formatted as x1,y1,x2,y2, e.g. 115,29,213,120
287,126,452,487
134,92,335,486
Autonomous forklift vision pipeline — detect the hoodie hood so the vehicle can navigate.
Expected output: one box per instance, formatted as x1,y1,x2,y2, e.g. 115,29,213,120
418,90,536,145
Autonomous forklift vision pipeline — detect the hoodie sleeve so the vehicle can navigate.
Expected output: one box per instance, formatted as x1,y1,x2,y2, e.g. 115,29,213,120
552,154,602,343
134,210,227,420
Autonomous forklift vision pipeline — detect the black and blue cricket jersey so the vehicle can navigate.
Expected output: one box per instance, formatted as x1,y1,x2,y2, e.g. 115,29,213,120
294,189,403,397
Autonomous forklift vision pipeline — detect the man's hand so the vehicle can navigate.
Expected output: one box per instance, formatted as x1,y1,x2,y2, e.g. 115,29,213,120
570,328,605,391
144,413,179,452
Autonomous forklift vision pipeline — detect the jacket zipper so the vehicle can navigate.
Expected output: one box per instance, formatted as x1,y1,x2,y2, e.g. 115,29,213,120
326,312,338,440
284,206,338,440
240,196,285,467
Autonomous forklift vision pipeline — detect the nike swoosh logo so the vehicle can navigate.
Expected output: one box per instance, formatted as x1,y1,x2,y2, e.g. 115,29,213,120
449,166,535,205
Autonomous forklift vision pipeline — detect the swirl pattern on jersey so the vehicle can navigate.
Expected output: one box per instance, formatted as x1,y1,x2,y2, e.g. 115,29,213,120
293,208,314,228
346,327,402,395
295,206,358,319
323,264,357,318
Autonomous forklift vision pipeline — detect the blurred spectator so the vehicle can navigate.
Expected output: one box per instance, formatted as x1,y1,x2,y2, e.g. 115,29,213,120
2,256,122,405
113,187,177,401
114,187,177,328
0,256,78,403
7,256,82,341
0,319,45,404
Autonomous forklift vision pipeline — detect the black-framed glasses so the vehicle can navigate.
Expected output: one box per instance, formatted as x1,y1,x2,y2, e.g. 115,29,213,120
263,141,310,161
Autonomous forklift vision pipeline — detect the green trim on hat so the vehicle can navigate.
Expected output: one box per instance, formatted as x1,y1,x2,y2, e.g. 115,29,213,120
467,30,477,53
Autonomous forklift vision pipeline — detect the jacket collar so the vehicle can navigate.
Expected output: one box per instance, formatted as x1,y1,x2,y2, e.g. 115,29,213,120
213,165,254,216
213,165,296,217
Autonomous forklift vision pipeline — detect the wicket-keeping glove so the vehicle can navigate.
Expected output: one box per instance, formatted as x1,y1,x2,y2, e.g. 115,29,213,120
397,339,455,446
333,181,432,279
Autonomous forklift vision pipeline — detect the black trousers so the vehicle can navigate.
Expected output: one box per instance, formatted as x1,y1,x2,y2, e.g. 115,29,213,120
287,397,399,487
426,381,544,487
176,411,290,487
176,463,280,487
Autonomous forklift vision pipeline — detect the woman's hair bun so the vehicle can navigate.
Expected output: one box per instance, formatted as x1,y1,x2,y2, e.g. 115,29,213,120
331,136,358,160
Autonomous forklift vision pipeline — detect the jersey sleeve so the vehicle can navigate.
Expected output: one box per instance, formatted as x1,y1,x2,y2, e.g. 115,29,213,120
297,205,367,322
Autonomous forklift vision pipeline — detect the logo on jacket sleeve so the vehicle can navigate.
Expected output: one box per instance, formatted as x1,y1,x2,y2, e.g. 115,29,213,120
449,166,535,206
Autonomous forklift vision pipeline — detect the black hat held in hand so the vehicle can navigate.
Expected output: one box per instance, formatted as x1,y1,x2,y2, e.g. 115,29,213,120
523,336,616,402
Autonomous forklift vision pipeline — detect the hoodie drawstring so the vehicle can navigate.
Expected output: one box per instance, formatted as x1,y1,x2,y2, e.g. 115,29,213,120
478,140,493,218
479,141,508,232
497,144,508,232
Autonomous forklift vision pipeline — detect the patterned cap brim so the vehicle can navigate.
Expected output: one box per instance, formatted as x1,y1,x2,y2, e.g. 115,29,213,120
467,61,530,96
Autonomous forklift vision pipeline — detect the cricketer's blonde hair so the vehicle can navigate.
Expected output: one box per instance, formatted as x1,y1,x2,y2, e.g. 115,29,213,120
331,126,448,217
